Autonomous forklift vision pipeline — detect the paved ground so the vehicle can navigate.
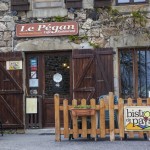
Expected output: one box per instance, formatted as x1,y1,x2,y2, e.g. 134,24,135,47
0,130,150,150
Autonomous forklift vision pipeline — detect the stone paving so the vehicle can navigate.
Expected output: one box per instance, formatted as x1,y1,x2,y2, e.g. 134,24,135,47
0,129,150,150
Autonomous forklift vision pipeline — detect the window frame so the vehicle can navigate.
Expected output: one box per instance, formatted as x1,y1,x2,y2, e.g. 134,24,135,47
119,48,150,99
116,0,148,5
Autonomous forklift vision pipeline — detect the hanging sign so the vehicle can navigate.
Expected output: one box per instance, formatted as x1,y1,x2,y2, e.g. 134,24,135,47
16,21,78,37
6,61,22,70
124,106,150,131
26,98,37,114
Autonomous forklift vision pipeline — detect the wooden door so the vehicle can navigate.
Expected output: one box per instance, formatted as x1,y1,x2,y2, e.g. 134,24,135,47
43,52,72,127
72,48,114,103
26,52,72,127
0,52,24,128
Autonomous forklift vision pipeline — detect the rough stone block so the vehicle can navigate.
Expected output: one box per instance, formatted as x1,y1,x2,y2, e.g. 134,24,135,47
4,31,11,41
1,15,13,22
0,23,6,31
7,41,12,47
0,32,3,40
82,18,93,29
0,47,12,52
0,2,8,11
6,22,15,31
0,41,6,47
87,28,100,37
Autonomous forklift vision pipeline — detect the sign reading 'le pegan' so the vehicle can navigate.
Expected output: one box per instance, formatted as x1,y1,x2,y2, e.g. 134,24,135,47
16,21,78,37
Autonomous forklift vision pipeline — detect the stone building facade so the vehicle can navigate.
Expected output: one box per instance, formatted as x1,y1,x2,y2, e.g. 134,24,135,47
10,0,150,96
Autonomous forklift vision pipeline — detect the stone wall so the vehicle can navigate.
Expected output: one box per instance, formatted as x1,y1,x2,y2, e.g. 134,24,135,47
0,0,14,52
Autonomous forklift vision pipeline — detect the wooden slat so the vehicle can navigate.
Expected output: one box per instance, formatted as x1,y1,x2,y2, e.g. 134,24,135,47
72,99,78,138
100,99,105,138
81,99,87,138
137,98,143,138
127,98,134,138
147,98,150,140
54,94,60,142
74,57,94,88
61,129,121,135
0,95,23,125
90,99,96,139
96,55,110,92
63,99,69,138
38,97,42,128
118,98,124,140
109,92,115,141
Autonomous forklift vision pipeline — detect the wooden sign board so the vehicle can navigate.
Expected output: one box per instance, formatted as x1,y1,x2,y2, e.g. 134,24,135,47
124,106,150,131
16,21,78,37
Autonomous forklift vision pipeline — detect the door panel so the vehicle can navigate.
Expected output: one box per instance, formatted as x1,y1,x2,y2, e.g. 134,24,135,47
72,49,114,103
0,52,24,128
26,52,72,128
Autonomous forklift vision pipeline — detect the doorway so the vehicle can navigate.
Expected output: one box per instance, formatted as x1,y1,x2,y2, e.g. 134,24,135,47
26,51,72,127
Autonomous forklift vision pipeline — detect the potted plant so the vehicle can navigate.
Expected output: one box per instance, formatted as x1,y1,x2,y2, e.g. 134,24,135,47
71,105,95,117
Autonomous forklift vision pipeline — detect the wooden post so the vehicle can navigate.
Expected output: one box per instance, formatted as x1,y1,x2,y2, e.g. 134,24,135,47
147,98,150,140
63,99,69,138
54,94,61,142
127,98,134,138
81,99,87,138
118,98,124,140
100,99,105,138
109,92,115,141
137,98,143,138
90,99,96,139
72,99,78,138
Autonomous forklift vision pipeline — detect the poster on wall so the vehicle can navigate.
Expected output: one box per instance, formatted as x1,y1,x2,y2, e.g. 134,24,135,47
31,71,37,79
30,58,37,71
6,61,22,70
29,79,39,87
26,98,37,114
124,106,150,131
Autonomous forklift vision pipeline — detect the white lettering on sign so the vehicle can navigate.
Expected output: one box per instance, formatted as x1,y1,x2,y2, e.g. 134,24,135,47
16,22,78,37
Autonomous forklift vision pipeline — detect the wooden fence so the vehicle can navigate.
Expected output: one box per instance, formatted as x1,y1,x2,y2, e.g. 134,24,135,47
55,92,150,142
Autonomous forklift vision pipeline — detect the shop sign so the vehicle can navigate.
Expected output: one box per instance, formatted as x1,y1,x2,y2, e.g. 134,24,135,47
6,61,22,70
16,21,78,37
124,106,150,131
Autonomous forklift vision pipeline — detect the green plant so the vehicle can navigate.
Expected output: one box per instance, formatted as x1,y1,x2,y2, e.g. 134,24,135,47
89,42,100,48
68,35,88,44
74,105,92,109
131,10,147,26
108,7,120,16
54,16,67,22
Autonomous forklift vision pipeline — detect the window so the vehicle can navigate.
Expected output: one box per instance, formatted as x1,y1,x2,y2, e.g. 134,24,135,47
117,0,147,4
119,48,150,99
